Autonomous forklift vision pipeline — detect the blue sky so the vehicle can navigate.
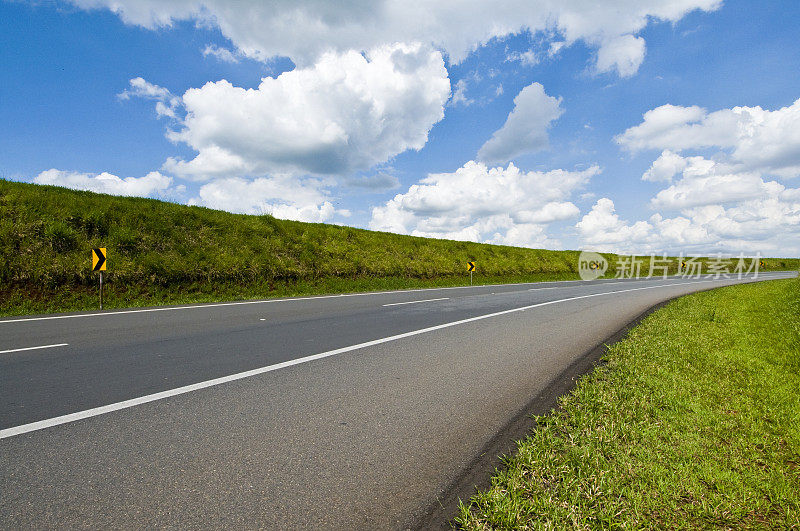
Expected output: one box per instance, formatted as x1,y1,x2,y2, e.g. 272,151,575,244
3,0,800,256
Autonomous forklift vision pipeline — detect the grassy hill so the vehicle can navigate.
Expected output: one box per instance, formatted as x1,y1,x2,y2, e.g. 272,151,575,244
1,179,798,316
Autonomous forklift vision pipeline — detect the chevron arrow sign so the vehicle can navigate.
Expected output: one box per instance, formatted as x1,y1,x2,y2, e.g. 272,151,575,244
91,248,107,271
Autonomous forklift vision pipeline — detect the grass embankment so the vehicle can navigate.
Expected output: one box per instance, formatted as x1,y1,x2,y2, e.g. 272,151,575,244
1,179,594,316
458,278,800,529
2,178,798,317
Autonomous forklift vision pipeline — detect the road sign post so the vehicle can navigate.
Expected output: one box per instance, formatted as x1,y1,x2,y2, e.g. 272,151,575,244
91,248,107,309
467,261,476,285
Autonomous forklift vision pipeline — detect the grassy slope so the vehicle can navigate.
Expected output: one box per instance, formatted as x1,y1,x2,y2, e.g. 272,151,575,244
2,179,798,316
1,179,590,315
457,278,800,529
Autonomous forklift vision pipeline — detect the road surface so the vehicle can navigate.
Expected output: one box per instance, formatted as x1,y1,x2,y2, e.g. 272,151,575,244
1,272,795,528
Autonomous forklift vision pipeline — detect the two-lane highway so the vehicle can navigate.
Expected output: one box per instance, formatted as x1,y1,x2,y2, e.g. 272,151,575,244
1,272,795,528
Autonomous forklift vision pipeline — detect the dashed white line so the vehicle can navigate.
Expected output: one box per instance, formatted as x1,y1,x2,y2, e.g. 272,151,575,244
0,343,69,355
0,272,792,324
2,275,782,439
383,297,449,307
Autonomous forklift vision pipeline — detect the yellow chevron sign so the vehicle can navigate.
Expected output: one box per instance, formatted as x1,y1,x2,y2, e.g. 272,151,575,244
91,248,107,271
467,261,476,272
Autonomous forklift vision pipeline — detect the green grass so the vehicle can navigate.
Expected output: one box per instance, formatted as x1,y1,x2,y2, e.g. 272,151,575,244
2,178,799,317
457,278,800,529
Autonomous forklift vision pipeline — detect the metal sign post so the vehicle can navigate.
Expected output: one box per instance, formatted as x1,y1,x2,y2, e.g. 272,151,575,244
92,248,107,310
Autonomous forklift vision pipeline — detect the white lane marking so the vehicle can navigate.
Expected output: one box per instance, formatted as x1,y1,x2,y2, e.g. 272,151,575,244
527,274,790,290
6,272,781,325
532,278,676,289
382,297,450,307
0,343,69,355
0,281,599,324
0,275,777,439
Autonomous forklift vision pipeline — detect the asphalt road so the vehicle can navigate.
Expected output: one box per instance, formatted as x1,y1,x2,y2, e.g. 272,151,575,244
1,272,795,528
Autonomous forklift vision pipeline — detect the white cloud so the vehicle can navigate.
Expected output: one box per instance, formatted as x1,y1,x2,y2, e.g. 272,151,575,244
577,176,800,255
32,168,180,198
595,34,646,77
576,198,654,250
617,98,800,178
506,49,539,66
449,79,473,107
642,152,781,210
642,150,689,182
72,0,720,74
118,77,181,119
162,42,450,180
478,82,563,164
370,160,598,248
594,97,800,254
186,176,342,222
549,41,567,57
344,172,401,191
651,169,783,210
617,103,735,152
202,44,239,63
31,170,344,223
118,77,174,101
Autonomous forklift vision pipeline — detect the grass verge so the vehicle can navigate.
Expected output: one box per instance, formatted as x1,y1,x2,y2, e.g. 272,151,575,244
0,179,600,316
457,278,800,529
2,179,798,317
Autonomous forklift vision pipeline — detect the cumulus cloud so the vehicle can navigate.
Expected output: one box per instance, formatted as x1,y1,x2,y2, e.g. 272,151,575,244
71,0,720,74
162,42,450,180
370,160,598,248
118,77,181,119
577,189,800,256
33,168,180,197
202,44,239,63
641,153,783,209
584,97,800,254
651,169,783,210
576,198,654,249
617,98,800,178
582,104,800,256
478,83,563,164
186,176,343,222
595,34,646,77
642,150,690,181
581,157,800,254
31,169,341,222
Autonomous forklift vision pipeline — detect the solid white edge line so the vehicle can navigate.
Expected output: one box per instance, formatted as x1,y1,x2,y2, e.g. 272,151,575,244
6,272,790,324
0,275,781,439
382,297,450,307
0,343,69,355
0,281,597,324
